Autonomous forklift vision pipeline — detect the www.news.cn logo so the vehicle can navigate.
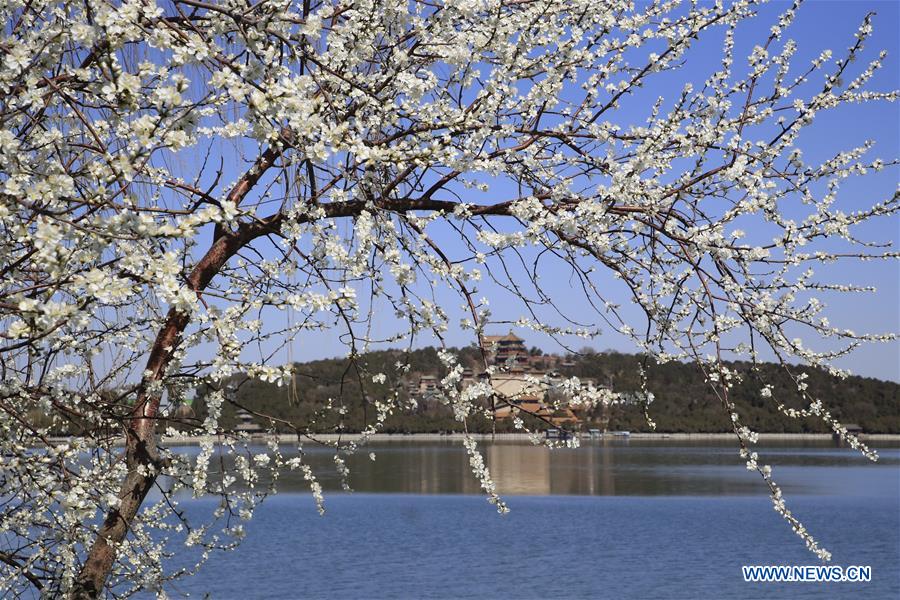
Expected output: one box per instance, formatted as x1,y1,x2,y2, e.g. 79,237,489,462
743,565,872,583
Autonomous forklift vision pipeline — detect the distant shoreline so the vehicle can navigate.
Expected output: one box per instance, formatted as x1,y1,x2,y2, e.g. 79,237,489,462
167,431,900,444
44,432,900,446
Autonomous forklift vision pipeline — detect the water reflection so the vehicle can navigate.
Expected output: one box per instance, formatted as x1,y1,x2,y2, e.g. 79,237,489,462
162,440,900,498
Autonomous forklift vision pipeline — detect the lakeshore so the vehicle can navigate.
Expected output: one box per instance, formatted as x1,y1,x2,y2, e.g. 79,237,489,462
44,431,900,447
161,431,900,444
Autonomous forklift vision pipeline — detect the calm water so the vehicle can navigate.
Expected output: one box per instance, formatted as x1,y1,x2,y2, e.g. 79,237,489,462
152,440,899,599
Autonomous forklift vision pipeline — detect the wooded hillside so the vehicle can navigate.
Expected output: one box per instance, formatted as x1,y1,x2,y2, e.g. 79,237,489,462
196,348,899,434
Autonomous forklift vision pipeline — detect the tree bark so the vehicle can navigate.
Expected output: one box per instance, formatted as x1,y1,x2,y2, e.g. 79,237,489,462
72,137,290,598
69,130,495,596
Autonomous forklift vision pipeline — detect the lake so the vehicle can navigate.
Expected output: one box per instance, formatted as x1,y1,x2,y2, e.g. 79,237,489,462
152,440,900,599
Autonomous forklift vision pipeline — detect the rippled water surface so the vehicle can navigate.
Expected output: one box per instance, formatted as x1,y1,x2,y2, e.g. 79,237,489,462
150,440,900,599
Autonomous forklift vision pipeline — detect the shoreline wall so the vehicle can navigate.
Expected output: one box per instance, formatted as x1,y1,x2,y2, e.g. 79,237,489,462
44,431,900,446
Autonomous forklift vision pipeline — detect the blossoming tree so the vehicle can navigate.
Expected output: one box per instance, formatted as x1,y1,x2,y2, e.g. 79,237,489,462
0,0,896,596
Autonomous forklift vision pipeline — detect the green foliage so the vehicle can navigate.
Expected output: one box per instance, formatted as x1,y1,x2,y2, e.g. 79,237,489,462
568,352,900,433
195,348,899,434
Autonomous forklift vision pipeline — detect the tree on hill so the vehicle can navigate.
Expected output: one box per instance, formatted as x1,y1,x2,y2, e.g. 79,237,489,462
0,0,897,595
195,348,898,435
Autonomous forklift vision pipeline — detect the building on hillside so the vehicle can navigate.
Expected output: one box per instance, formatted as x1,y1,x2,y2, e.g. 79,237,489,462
416,374,439,395
489,373,616,427
482,331,529,368
406,374,442,399
487,373,584,427
833,423,863,444
234,409,264,435
526,354,554,371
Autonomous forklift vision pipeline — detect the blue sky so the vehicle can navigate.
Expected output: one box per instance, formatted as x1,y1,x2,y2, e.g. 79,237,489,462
173,1,899,382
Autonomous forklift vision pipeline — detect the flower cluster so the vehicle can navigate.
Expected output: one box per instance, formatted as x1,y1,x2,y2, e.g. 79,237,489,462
0,0,895,594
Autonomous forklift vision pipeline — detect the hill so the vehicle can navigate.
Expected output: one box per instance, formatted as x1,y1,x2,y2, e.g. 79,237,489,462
194,347,900,434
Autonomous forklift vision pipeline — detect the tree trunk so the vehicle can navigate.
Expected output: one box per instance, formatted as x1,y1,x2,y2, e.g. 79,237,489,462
71,137,290,597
